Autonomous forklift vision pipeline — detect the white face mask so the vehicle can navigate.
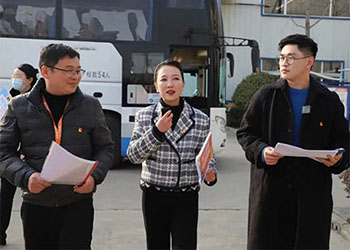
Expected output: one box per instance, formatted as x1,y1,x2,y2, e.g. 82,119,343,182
11,78,24,92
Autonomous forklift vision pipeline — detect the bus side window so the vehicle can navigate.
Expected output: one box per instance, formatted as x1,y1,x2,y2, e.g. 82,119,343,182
1,4,24,36
128,12,142,41
4,1,56,38
34,10,48,37
76,23,92,39
90,17,104,39
0,5,16,35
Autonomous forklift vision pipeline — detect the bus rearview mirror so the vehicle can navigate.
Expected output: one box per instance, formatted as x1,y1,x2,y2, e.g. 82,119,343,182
226,52,234,78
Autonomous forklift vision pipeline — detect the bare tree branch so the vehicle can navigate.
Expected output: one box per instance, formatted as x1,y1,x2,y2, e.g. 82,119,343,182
290,17,305,28
305,0,310,36
289,0,331,36
310,17,324,28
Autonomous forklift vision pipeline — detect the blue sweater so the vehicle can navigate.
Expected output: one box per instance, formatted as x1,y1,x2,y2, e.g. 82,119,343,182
288,86,309,146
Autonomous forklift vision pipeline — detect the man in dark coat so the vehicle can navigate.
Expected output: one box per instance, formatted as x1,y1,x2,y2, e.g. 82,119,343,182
237,34,349,250
0,43,114,249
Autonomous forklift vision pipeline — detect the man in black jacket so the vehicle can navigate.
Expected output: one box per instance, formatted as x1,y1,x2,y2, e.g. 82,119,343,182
237,34,349,249
0,43,114,249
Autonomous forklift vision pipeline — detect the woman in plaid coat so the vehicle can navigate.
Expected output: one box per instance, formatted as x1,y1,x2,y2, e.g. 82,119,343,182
127,60,217,250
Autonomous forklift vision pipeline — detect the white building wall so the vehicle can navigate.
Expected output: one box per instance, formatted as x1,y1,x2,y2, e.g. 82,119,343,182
222,0,350,100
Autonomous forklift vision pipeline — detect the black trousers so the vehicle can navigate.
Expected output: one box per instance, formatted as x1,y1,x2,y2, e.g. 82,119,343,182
0,177,17,243
142,189,199,250
21,197,94,250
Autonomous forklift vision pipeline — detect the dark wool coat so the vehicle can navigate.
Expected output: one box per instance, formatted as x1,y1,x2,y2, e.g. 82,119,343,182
237,77,349,250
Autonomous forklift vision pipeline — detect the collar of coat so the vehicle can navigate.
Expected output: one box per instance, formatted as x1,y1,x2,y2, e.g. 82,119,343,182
270,75,330,96
27,78,85,108
152,100,196,144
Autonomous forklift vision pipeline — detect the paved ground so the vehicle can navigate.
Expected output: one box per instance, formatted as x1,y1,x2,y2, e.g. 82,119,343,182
1,128,350,249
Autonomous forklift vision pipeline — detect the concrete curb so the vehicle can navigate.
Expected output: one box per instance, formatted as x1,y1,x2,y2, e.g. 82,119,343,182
332,207,350,240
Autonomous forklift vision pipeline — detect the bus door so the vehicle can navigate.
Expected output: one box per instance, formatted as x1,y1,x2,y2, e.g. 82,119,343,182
169,47,209,113
169,46,226,153
119,43,167,107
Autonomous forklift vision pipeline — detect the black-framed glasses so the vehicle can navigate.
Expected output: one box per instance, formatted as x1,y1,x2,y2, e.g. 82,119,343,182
46,66,86,77
278,55,312,65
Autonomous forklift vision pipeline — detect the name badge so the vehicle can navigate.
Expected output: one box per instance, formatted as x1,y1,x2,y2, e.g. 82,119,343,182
302,105,311,114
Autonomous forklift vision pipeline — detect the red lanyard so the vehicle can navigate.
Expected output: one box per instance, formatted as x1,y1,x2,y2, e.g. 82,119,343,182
42,96,70,145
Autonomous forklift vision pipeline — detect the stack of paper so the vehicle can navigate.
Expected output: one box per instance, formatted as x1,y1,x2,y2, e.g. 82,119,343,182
274,142,344,161
41,141,98,185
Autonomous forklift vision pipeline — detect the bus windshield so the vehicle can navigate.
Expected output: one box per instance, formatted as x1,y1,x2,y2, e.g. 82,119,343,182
0,0,209,43
62,0,151,41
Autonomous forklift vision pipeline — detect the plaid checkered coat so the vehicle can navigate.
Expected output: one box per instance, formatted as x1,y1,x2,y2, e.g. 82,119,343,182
127,101,216,188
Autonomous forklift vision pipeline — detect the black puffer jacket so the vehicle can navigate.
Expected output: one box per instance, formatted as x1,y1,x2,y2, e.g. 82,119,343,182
0,79,114,207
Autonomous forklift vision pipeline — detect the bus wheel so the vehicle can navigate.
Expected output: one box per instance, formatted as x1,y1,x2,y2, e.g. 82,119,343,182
104,111,121,169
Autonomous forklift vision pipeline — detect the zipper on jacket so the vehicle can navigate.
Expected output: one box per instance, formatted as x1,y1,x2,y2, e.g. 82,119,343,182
55,185,59,207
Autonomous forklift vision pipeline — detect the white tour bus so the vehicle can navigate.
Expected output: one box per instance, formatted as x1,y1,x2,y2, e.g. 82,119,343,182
0,0,229,168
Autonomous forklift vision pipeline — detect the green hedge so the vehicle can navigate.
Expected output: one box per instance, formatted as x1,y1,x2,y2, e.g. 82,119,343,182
233,72,279,110
228,72,279,128
226,105,245,128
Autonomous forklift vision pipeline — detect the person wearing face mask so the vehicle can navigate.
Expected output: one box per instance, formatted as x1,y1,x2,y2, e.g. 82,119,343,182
127,60,217,250
0,63,38,246
9,63,38,96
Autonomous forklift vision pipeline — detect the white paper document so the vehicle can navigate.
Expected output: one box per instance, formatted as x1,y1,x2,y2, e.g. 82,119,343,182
41,141,98,185
0,87,10,120
274,142,344,161
0,94,8,119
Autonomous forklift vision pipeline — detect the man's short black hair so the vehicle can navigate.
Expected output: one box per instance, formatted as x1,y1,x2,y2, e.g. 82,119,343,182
39,43,80,68
153,59,184,82
278,34,318,58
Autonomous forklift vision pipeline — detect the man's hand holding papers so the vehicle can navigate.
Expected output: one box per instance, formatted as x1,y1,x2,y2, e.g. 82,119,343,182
263,147,284,165
73,175,95,193
315,152,343,167
274,142,344,166
28,172,51,193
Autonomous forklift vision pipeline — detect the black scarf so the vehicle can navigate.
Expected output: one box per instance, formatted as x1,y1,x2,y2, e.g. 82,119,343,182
42,88,72,125
160,98,184,130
